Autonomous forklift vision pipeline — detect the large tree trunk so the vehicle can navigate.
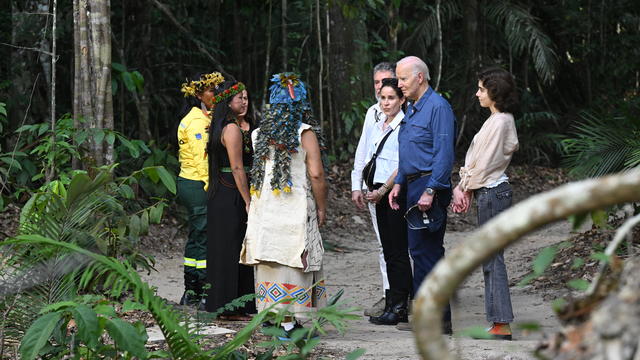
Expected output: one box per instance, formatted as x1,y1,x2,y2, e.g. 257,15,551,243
327,1,368,151
73,0,113,166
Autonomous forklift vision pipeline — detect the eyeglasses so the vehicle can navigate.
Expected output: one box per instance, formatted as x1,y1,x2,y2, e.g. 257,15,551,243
403,204,432,230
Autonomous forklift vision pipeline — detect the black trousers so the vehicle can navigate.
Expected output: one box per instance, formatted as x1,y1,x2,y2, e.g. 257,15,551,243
374,184,412,303
205,173,256,314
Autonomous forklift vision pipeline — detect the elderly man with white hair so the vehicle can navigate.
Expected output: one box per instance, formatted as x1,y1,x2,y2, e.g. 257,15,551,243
388,56,456,333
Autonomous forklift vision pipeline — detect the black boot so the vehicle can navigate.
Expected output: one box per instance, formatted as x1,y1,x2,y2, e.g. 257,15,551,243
369,297,408,325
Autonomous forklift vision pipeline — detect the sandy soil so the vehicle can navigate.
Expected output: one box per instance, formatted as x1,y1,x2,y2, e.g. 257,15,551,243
141,209,589,359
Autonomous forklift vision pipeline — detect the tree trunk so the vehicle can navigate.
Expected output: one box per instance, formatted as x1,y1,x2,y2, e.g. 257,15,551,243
281,0,288,71
327,0,368,151
73,0,113,166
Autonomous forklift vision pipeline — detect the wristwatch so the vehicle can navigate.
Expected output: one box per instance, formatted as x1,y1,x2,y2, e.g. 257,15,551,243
424,187,435,196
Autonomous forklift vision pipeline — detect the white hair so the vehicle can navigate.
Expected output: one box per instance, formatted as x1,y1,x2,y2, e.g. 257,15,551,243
397,56,431,81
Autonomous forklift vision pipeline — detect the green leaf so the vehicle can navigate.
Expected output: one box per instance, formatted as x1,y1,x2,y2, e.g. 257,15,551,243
455,325,493,339
71,304,101,349
568,212,589,231
571,257,585,269
155,166,176,194
121,72,137,93
118,184,135,200
112,62,126,73
346,348,366,360
590,252,610,263
19,312,63,360
590,209,609,228
551,298,568,313
1,156,23,171
38,123,49,136
517,273,537,287
131,71,145,92
567,279,590,291
94,304,118,317
122,299,147,312
533,246,557,275
140,210,149,235
94,129,106,145
40,301,78,313
66,173,93,207
129,214,141,237
106,132,116,145
112,78,118,93
118,135,140,158
143,167,160,183
104,318,148,358
515,322,541,331
149,204,164,224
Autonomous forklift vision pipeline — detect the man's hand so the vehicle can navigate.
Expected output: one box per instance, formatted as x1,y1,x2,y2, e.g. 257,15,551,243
388,184,402,210
417,191,434,212
351,190,365,210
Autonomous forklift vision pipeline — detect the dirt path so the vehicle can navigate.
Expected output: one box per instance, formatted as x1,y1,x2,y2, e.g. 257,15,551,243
141,214,587,359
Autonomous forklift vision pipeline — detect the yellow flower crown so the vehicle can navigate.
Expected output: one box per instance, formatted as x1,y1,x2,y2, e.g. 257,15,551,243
180,72,225,97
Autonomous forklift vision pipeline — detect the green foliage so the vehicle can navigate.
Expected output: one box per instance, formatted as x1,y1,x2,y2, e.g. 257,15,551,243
518,245,557,286
562,99,640,178
112,62,145,94
19,298,152,360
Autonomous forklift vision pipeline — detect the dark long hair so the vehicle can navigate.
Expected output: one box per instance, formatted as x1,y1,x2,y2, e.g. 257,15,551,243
477,67,519,114
206,80,251,198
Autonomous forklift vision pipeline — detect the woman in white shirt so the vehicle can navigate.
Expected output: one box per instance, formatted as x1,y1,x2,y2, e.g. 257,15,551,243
365,78,413,326
452,67,519,340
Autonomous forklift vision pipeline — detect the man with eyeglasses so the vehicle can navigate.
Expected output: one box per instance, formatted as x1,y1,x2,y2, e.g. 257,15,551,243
388,56,456,333
351,62,396,317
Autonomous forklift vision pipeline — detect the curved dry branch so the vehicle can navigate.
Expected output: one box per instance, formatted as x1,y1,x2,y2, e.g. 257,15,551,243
413,168,640,360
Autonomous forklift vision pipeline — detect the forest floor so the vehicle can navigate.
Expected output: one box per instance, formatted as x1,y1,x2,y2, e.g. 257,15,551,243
134,163,619,360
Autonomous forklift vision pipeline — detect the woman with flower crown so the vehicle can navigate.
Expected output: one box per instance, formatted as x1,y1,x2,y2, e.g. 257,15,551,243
205,80,257,319
176,72,224,308
240,73,328,337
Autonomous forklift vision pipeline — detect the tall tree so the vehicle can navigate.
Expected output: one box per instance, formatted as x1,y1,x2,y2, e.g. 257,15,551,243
73,0,113,166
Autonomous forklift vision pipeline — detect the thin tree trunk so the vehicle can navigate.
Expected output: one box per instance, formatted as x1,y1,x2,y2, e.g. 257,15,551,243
46,0,58,181
261,0,273,110
315,0,323,130
281,0,288,71
325,3,334,151
434,0,443,91
73,0,113,166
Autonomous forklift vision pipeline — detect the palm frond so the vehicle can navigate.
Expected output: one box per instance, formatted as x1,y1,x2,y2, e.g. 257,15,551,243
486,0,557,84
400,0,462,53
4,235,208,359
561,111,640,178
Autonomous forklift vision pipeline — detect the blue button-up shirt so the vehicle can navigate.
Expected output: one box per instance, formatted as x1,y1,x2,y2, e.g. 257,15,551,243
395,86,455,190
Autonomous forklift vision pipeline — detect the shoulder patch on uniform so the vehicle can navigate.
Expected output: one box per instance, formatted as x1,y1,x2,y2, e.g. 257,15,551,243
195,133,202,140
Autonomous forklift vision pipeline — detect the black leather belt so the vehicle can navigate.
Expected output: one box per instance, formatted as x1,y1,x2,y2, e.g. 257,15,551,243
407,171,432,183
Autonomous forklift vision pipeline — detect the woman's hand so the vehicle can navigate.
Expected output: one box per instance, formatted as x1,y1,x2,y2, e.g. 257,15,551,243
245,200,250,214
351,190,366,210
364,189,384,204
452,185,472,213
317,208,326,226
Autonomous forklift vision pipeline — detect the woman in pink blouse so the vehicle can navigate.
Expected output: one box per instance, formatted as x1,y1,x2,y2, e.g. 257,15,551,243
452,67,519,340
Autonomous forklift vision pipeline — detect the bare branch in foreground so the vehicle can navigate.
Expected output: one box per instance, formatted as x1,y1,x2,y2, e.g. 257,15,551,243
413,168,640,360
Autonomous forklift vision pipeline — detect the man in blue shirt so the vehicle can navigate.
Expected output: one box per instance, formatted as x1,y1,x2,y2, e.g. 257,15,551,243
388,56,455,333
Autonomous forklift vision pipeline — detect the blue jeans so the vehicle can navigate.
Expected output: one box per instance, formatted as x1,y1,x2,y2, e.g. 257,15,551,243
406,176,452,323
476,182,515,323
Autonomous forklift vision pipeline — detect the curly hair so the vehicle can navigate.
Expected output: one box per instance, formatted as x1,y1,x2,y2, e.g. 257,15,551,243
478,67,518,114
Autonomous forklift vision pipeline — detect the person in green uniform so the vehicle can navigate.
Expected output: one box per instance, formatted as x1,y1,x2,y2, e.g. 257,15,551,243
177,72,224,306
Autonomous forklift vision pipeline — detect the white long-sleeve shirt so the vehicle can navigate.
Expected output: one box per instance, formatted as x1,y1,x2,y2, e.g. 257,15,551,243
351,103,385,191
364,111,403,185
